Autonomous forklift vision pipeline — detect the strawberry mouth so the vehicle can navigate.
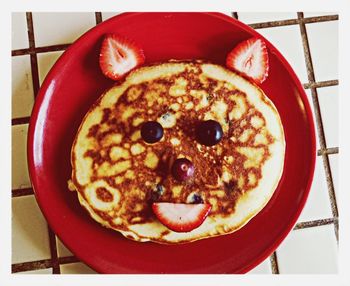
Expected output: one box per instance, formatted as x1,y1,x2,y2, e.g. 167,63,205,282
152,202,211,233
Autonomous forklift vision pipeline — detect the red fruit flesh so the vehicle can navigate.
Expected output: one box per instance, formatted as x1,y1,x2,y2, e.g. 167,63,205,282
226,37,269,84
99,34,145,80
152,203,211,232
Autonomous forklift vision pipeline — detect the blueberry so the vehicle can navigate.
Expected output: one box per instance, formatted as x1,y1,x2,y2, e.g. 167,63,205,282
191,193,204,204
195,120,223,146
171,158,195,181
141,121,164,143
150,184,164,201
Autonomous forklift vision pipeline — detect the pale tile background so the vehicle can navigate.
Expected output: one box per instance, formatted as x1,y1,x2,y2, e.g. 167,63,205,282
12,12,29,50
12,196,51,264
12,124,31,189
306,21,338,82
32,12,96,47
12,55,35,118
276,224,338,274
12,12,338,274
317,86,339,148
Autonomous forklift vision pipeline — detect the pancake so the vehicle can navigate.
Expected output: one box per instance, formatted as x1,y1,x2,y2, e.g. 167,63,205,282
69,60,285,244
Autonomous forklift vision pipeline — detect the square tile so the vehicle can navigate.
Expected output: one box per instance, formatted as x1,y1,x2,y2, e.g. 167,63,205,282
32,12,96,47
12,124,31,189
60,262,97,274
56,237,73,257
297,156,332,222
16,268,53,274
306,21,338,82
305,89,321,150
12,12,29,50
12,55,35,118
37,51,64,85
303,12,337,18
276,224,338,274
328,154,338,202
247,257,272,274
258,25,308,83
317,86,339,148
238,12,297,24
12,195,51,264
101,12,121,21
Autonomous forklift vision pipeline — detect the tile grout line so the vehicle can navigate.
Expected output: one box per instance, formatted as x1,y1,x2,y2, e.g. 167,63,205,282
95,12,102,24
12,187,34,197
294,217,337,230
303,79,338,89
48,228,60,274
12,44,71,56
12,256,80,273
231,12,239,20
12,259,53,273
12,116,31,125
269,252,279,274
248,14,338,29
26,12,40,98
317,147,339,156
297,12,339,242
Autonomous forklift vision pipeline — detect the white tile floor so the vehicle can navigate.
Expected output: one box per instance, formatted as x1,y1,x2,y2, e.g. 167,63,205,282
11,12,339,275
32,12,96,47
12,12,29,50
317,86,339,148
101,12,121,21
247,258,272,274
306,21,338,82
37,51,65,85
56,237,74,257
60,263,97,274
305,89,321,150
12,124,31,189
297,157,332,223
238,12,297,24
328,154,339,202
276,224,338,274
12,55,35,118
303,12,336,18
12,195,51,264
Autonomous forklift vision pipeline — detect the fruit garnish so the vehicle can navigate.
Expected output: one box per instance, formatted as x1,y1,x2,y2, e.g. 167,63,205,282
226,37,269,84
195,120,223,146
152,203,211,232
171,158,195,181
141,121,164,143
99,34,145,80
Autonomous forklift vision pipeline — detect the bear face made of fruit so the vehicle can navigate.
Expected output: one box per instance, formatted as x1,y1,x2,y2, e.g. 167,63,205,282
68,35,285,244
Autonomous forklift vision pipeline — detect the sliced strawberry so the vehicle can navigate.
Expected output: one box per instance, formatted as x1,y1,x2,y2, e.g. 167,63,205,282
152,202,211,232
226,37,269,84
99,34,145,80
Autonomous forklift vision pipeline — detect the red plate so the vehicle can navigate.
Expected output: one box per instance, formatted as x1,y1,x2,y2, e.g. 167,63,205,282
28,12,316,273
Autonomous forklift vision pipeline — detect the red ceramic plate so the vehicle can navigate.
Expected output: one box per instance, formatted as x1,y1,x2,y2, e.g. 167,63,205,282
28,12,316,274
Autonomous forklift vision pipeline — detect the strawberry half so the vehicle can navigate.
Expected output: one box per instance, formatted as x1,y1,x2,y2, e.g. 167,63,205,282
152,202,211,232
226,37,269,84
99,34,145,80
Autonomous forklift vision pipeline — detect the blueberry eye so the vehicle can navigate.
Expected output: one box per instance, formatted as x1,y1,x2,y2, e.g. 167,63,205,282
195,120,223,146
141,121,164,143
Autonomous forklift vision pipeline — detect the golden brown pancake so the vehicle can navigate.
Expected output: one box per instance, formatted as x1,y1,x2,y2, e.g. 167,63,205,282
68,60,285,244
